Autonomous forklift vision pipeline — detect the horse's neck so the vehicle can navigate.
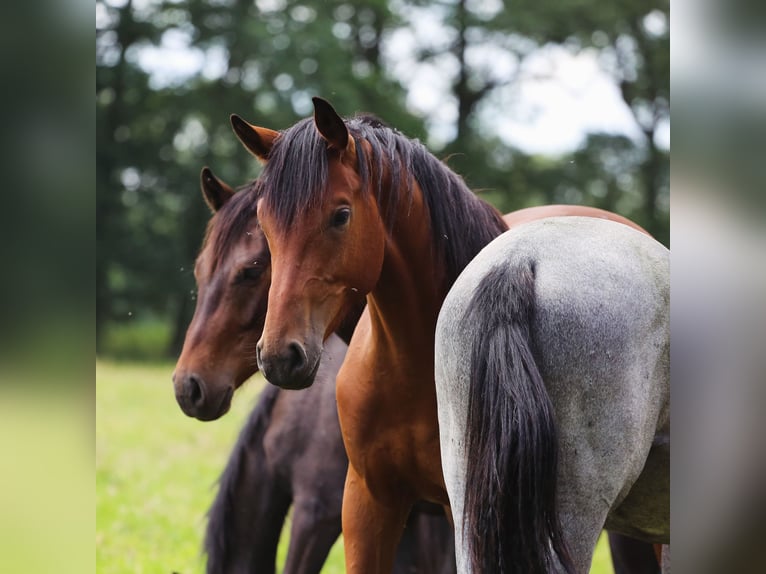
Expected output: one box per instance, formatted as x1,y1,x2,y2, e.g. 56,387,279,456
366,183,446,370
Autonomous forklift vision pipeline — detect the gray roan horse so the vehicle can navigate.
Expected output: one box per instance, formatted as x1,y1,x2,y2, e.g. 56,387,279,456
434,217,670,573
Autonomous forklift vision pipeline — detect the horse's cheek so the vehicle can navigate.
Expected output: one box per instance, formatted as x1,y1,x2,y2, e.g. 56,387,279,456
349,229,384,293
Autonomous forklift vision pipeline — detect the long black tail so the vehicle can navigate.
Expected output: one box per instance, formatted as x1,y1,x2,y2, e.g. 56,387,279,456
204,384,287,574
461,261,575,574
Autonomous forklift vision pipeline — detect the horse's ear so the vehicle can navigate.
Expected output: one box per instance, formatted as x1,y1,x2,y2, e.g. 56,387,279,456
200,167,235,213
312,97,354,156
230,114,279,162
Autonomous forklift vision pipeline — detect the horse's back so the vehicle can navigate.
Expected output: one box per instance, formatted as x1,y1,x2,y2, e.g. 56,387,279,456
502,204,649,236
435,217,669,567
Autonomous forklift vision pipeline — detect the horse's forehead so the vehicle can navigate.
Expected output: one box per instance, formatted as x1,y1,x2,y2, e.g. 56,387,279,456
327,154,360,188
226,228,266,258
202,221,266,274
194,237,215,278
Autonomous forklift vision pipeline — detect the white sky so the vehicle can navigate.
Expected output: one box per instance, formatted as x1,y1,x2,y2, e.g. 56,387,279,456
389,40,659,154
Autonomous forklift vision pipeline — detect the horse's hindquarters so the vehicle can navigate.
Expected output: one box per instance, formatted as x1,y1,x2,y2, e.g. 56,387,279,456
435,217,670,573
530,219,670,559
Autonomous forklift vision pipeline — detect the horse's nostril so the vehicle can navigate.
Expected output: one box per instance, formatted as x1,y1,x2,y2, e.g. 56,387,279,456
287,342,307,374
187,374,204,407
256,342,263,366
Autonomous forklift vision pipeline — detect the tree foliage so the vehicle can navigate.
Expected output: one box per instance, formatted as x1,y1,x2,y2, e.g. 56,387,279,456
97,0,668,357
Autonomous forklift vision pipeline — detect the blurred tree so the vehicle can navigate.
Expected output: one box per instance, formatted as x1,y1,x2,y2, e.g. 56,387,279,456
403,0,668,242
507,0,670,243
97,0,425,356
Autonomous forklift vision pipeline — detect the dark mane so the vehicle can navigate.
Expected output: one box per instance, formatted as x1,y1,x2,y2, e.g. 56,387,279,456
203,384,281,570
355,113,389,129
205,180,261,270
260,114,508,286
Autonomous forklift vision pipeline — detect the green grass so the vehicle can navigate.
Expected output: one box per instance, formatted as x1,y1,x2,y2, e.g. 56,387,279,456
96,360,613,573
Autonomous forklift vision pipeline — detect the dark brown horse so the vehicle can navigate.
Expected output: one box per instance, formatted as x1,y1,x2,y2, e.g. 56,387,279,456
229,98,661,573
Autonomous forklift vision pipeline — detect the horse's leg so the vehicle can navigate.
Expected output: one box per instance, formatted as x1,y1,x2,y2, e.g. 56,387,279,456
392,511,418,574
281,495,342,574
439,451,469,573
553,411,668,574
342,466,412,574
435,343,470,574
608,532,661,574
549,409,666,574
393,507,456,574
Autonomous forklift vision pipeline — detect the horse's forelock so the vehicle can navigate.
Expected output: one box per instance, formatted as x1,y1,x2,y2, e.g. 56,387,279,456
259,118,331,229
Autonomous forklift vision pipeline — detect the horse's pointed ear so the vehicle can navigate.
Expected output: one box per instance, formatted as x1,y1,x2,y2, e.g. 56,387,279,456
230,114,279,162
312,97,354,155
200,167,235,213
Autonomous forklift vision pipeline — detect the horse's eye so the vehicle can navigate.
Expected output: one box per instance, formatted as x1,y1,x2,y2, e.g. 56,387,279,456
331,207,351,228
236,266,263,283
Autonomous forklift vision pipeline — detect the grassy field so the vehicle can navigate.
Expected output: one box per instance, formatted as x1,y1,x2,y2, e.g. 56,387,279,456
96,360,615,573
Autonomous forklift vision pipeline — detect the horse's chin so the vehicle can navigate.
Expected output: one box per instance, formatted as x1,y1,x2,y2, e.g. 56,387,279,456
193,385,234,422
269,356,321,391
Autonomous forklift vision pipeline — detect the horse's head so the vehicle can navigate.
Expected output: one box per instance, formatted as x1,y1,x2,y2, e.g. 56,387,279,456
172,167,271,420
233,98,384,389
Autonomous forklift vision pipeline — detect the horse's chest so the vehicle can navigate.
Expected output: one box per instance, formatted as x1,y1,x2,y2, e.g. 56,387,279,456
336,370,444,500
350,429,444,503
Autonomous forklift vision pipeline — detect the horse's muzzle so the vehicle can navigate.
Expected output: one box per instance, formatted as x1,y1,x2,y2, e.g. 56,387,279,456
256,340,320,390
172,371,233,421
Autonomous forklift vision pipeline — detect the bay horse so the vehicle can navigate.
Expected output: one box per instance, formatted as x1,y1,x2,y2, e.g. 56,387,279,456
230,97,665,573
172,168,454,573
434,217,669,573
